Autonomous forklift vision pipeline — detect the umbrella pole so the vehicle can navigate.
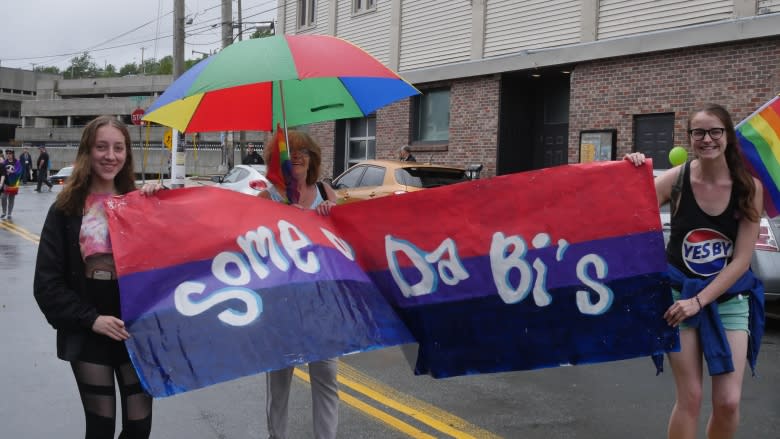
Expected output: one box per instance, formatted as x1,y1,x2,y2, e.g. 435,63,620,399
278,80,290,153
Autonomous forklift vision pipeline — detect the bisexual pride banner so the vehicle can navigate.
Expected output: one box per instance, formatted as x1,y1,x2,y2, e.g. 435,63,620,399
105,188,414,397
106,160,678,396
330,160,678,378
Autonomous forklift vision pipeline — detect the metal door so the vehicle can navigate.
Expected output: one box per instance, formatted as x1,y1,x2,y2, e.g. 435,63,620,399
634,113,675,169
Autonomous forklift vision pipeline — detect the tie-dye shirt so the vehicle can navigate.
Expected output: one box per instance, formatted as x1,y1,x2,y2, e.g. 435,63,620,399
80,193,114,260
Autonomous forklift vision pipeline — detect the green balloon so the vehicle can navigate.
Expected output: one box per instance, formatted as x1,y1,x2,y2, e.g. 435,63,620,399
669,146,688,167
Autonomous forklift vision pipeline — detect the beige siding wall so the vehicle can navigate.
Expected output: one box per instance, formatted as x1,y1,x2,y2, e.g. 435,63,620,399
483,0,581,58
598,0,734,40
284,0,297,33
759,0,780,13
399,0,472,71
336,1,393,65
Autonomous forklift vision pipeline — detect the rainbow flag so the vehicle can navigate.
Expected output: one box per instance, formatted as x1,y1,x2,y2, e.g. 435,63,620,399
736,95,780,217
265,124,299,204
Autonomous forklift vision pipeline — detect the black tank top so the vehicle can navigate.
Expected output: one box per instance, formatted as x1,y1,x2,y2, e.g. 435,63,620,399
666,161,739,279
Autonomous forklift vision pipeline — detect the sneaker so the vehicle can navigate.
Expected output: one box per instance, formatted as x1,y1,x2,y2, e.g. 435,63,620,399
0,214,5,219
34,189,40,192
5,215,10,220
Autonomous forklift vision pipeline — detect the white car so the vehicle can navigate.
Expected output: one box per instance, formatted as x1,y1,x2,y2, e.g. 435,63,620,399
211,164,270,196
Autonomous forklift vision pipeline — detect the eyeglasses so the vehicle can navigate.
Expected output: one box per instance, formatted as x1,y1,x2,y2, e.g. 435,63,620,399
291,149,310,157
689,128,726,141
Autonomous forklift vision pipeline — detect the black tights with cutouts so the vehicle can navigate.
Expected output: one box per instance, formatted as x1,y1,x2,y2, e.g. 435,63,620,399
70,361,153,439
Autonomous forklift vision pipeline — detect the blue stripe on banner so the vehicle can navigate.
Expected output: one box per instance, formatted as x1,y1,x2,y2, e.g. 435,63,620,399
369,231,667,308
737,131,780,212
120,247,369,322
401,273,678,378
340,77,419,115
126,279,415,397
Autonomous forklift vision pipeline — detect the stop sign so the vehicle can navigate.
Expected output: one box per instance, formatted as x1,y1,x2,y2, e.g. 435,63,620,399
131,108,145,125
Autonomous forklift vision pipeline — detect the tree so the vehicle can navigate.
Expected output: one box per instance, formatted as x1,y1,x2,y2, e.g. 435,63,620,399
65,52,98,79
249,28,274,39
99,64,117,77
154,55,173,75
36,66,60,75
118,62,139,76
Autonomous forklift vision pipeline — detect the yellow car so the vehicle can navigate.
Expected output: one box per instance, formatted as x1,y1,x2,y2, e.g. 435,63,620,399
331,160,469,204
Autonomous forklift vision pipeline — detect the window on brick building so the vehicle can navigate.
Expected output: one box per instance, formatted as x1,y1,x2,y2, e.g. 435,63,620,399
353,0,376,14
413,88,450,143
298,0,316,29
345,115,376,168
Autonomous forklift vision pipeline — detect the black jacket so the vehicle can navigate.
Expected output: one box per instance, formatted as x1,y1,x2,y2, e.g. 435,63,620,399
34,203,100,361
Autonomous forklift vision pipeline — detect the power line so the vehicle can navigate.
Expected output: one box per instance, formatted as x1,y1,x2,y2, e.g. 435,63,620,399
3,0,279,68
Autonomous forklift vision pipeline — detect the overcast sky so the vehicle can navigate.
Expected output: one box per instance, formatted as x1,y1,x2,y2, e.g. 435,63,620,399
0,0,278,72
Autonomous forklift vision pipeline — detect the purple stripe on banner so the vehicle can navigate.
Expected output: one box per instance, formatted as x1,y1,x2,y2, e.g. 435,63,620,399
120,246,368,322
370,231,666,308
125,279,415,397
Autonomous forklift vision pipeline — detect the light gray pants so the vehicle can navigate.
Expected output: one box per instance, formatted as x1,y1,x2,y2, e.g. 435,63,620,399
1,192,15,216
266,359,339,439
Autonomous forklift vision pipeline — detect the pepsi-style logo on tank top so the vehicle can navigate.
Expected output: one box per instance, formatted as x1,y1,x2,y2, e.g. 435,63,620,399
682,229,733,276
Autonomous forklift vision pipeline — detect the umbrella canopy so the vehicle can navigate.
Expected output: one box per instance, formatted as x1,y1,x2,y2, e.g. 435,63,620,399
143,34,420,132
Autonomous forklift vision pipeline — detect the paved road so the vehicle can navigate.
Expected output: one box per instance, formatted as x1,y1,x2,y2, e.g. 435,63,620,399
1,184,778,438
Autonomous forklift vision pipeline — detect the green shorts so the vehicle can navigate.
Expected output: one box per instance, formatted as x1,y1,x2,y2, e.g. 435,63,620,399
672,289,749,331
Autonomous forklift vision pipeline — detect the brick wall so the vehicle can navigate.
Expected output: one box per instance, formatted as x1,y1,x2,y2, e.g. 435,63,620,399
377,75,500,177
569,37,780,162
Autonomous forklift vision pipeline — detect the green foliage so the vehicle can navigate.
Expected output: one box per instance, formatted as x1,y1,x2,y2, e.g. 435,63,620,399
35,66,60,74
249,29,274,39
64,52,98,79
119,62,139,76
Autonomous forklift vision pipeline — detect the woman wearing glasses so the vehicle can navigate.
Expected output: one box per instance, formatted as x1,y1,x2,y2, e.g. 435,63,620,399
258,129,339,439
625,104,764,439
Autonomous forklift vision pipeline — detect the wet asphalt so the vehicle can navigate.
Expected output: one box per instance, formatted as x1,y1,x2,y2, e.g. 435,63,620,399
1,183,779,438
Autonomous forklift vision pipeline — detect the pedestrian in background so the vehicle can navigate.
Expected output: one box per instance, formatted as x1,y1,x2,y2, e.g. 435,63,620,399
398,145,416,162
243,143,265,165
625,103,764,439
34,116,163,439
1,149,22,220
258,129,340,439
35,145,53,192
19,147,33,184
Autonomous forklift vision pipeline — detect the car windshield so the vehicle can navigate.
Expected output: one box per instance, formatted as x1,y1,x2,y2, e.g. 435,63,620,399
57,167,73,176
395,167,468,188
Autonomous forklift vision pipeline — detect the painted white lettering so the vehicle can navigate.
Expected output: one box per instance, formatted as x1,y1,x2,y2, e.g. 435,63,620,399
174,281,263,327
320,227,355,261
236,226,289,279
386,236,436,297
575,254,613,315
490,232,533,304
212,251,251,286
424,238,469,286
278,220,318,274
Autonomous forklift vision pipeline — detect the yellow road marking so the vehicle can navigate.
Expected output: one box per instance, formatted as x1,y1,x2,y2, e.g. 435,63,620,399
295,368,437,439
6,221,500,438
0,221,40,244
295,363,501,439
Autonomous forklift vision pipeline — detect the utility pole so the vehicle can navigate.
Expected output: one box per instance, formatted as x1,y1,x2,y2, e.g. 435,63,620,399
237,0,246,163
221,0,234,172
140,47,145,74
170,0,186,188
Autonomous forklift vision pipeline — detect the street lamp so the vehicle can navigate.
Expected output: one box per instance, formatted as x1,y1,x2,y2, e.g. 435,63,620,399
232,21,275,42
192,49,211,59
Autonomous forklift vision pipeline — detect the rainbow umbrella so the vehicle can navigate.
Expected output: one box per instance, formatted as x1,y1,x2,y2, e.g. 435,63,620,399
142,34,419,132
